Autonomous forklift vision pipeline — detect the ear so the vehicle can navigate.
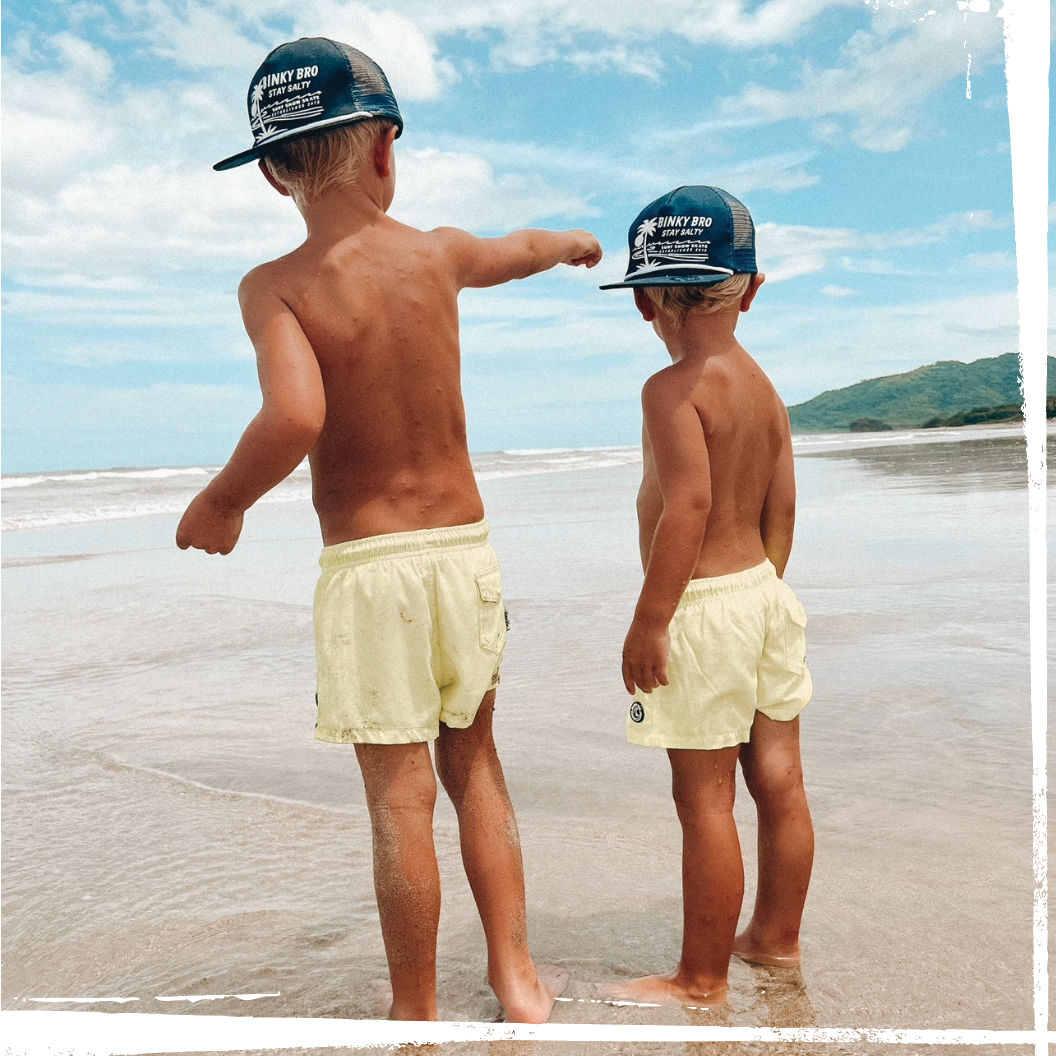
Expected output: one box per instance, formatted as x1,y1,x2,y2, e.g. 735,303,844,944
633,287,657,321
374,124,398,179
257,158,291,196
739,273,765,313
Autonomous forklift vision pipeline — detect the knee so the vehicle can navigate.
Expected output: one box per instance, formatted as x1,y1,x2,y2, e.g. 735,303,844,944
371,778,438,830
435,737,499,804
671,773,737,828
358,751,438,823
743,761,807,815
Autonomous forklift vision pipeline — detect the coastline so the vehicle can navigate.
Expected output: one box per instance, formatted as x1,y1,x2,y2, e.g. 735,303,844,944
1,425,1041,1054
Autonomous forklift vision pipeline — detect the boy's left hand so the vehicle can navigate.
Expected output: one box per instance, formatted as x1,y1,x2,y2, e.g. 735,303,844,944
622,618,671,694
176,490,244,555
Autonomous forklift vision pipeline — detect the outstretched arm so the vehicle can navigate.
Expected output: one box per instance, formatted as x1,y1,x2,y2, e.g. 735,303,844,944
622,376,712,695
436,227,602,289
176,270,326,555
760,413,796,577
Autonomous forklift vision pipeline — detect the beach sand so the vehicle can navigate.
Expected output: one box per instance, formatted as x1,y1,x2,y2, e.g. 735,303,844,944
0,426,1041,1054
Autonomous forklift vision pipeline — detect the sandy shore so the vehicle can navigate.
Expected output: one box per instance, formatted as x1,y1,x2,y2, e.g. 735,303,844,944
1,429,1041,1054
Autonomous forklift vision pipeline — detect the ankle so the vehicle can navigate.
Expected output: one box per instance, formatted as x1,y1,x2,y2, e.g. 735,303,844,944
487,951,538,990
675,965,729,1000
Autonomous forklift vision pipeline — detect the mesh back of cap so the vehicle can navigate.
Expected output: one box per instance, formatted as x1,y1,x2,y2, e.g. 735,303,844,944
344,47,394,105
714,188,756,271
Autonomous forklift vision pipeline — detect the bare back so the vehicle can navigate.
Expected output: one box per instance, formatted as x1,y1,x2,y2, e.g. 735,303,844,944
638,343,794,579
254,218,484,545
176,122,599,560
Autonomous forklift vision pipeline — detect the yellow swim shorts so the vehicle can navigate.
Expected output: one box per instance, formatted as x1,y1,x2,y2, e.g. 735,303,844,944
627,559,811,751
314,520,506,744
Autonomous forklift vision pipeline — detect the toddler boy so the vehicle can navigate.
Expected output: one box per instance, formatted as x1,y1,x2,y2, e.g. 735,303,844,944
176,37,601,1022
599,186,813,1006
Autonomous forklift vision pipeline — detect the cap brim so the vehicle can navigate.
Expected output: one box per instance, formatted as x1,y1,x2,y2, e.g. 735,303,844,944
214,146,267,172
213,111,403,172
599,272,738,291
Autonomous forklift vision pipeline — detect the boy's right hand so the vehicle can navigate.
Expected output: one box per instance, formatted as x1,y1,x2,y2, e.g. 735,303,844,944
176,490,244,555
563,231,603,269
621,617,671,695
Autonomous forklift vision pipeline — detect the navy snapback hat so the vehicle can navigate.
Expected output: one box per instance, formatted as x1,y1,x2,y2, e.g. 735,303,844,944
600,186,757,289
215,37,403,172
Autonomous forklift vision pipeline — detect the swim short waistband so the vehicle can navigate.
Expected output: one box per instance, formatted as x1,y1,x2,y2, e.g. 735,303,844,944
319,520,491,570
680,559,777,602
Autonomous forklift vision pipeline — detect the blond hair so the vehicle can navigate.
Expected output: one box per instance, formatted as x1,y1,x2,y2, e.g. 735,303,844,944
642,273,753,327
262,119,394,207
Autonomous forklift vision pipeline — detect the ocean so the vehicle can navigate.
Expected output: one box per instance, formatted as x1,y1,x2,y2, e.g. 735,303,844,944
1,424,1043,1054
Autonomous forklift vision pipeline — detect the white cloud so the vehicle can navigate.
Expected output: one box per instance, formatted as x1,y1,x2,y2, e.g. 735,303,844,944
392,147,598,232
3,160,302,285
755,209,1012,282
677,0,866,48
756,221,859,281
50,32,114,85
119,0,456,99
821,284,856,297
965,251,1016,270
289,1,456,100
717,3,1005,151
697,152,822,195
407,0,865,53
1,37,245,195
2,285,239,330
148,2,267,72
566,45,666,81
2,136,597,294
1,48,120,191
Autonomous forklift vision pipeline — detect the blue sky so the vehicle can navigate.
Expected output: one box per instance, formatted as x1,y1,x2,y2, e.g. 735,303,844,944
0,0,1044,472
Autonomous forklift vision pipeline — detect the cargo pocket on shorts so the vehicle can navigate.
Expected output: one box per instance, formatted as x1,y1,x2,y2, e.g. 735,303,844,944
475,566,505,654
782,592,809,674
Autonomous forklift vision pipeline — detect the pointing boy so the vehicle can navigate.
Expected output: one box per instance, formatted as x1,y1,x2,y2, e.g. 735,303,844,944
177,37,601,1021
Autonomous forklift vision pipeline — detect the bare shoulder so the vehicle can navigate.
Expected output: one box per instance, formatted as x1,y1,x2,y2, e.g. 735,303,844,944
641,363,690,415
237,256,294,305
426,225,479,266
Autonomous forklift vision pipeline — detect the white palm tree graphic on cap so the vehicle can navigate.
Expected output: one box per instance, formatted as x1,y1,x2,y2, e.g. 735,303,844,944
634,217,658,268
250,80,272,138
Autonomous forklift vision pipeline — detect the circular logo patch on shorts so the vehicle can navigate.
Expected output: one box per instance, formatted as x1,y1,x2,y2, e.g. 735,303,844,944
629,701,645,723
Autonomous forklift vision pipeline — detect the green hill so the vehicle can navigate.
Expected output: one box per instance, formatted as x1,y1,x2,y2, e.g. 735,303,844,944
787,353,1056,433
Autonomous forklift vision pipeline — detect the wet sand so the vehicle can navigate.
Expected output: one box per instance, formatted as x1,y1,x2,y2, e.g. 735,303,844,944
1,428,1041,1054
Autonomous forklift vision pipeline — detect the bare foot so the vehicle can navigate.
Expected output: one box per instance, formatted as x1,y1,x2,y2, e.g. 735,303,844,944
494,963,569,1023
598,971,728,1009
732,931,801,968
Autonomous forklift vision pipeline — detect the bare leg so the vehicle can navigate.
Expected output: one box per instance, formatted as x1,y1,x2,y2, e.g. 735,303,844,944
355,740,441,1020
435,691,566,1023
601,745,742,1007
734,713,814,967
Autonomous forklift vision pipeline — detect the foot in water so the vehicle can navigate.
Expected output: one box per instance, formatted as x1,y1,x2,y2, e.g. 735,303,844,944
495,963,569,1023
732,930,801,968
598,971,728,1009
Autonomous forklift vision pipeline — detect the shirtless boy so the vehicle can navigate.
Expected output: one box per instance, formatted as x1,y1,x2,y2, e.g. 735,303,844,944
175,37,601,1022
598,186,814,1007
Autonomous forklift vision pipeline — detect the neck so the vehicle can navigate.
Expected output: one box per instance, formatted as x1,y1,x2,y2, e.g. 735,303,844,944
660,303,742,363
297,180,391,239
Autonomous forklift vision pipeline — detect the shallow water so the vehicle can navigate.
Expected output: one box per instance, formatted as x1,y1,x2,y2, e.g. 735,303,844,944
1,425,1043,1053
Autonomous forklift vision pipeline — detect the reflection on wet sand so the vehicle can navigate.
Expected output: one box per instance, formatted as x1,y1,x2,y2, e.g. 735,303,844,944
801,432,1030,493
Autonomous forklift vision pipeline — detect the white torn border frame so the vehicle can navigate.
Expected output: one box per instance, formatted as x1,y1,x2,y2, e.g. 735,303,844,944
0,0,1049,1053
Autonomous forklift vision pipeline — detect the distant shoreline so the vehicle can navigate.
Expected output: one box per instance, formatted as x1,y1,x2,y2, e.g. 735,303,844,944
3,422,1051,483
